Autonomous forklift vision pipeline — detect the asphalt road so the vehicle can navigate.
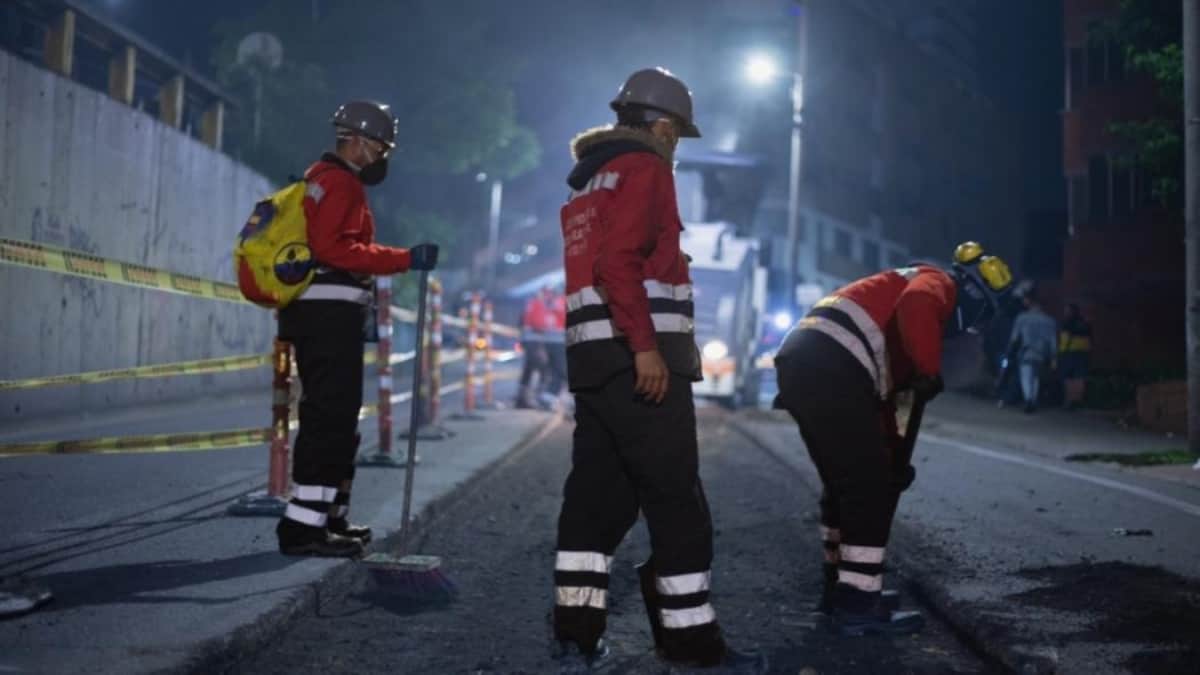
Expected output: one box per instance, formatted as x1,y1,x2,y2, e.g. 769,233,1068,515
233,407,989,674
737,405,1200,675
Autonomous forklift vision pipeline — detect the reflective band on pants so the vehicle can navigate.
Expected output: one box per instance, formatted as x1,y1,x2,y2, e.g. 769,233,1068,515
555,550,613,574
655,571,711,596
284,502,327,527
660,603,717,629
838,570,883,592
555,586,607,609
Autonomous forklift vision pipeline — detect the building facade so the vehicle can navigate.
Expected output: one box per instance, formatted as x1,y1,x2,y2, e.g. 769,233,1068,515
1060,0,1183,373
742,0,1023,304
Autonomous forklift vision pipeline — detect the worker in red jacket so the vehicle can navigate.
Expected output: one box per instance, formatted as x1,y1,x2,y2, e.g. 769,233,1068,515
541,286,568,404
276,100,438,558
551,67,764,673
515,288,552,408
773,242,1013,636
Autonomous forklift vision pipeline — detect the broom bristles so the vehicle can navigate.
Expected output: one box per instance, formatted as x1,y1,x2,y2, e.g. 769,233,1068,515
365,555,457,603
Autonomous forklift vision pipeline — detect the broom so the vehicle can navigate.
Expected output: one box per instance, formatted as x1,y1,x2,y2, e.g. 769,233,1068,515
361,268,456,602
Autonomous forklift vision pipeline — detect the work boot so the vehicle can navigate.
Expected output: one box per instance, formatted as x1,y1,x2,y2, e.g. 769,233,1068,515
817,584,899,614
515,385,537,409
816,565,899,614
552,637,610,673
660,645,768,674
830,583,924,637
327,517,372,543
277,519,364,558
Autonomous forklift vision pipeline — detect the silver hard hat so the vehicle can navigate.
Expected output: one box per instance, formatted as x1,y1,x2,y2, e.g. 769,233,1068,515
610,67,700,137
331,99,397,148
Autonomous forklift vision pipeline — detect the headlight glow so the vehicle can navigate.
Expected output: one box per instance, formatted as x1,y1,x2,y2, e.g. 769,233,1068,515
702,339,729,361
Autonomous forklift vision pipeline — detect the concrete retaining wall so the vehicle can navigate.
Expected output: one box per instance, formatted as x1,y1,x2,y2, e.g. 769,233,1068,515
0,50,276,422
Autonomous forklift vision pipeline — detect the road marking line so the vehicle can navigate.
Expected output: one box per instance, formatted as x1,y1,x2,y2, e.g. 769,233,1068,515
925,434,1200,519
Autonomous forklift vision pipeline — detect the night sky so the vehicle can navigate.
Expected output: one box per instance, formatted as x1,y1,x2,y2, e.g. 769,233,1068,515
79,0,1066,225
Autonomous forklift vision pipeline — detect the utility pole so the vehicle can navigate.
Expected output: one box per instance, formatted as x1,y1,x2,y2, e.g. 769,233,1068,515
784,1,808,307
1185,0,1200,452
485,179,503,293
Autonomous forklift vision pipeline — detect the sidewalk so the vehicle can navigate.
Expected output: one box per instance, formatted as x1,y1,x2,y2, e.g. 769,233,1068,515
924,392,1200,489
0,380,557,674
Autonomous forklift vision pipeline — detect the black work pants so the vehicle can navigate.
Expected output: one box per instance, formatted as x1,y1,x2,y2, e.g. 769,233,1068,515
554,370,723,661
775,330,899,593
543,342,567,395
277,300,365,529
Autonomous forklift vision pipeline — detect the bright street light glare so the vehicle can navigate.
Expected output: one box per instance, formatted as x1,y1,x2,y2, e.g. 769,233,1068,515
773,311,793,331
744,53,779,86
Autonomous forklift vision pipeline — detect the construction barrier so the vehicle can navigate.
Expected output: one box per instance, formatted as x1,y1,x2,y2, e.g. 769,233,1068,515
480,299,501,409
428,279,444,428
0,240,523,478
374,277,396,461
451,294,485,421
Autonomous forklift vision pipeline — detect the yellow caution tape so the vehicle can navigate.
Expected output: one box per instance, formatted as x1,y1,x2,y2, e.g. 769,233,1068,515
0,369,520,457
0,344,472,392
0,428,271,457
0,237,248,304
1,237,522,333
0,354,272,391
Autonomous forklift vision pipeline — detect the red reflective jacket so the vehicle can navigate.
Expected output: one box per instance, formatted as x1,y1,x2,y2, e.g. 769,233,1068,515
559,127,699,389
789,265,956,445
303,155,410,276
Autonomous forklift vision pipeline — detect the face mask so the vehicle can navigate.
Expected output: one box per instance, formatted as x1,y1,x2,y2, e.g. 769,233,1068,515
359,158,389,186
357,140,390,186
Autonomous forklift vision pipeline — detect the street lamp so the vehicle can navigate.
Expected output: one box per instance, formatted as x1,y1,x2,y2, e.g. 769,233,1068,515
476,172,504,293
743,50,804,309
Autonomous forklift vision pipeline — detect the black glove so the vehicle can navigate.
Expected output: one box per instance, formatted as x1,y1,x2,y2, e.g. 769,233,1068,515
409,243,439,271
891,463,916,492
910,373,944,403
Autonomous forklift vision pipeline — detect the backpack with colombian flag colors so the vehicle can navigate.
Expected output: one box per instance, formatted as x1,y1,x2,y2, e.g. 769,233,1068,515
235,179,316,309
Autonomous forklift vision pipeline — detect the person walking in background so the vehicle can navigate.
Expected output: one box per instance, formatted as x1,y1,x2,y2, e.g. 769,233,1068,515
1008,287,1058,414
515,287,551,409
1058,303,1092,410
540,285,568,408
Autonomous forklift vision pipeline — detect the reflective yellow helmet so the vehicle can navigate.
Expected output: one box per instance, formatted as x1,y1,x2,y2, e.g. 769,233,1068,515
947,242,1014,335
953,241,985,266
977,255,1013,293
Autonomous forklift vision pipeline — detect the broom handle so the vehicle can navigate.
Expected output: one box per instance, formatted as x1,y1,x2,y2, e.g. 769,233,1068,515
398,269,430,556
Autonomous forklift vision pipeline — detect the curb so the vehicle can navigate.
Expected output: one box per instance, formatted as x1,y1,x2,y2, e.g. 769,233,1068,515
173,411,563,675
727,415,1049,675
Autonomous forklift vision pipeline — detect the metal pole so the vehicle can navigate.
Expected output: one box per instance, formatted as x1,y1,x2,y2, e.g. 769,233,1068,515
486,179,503,293
786,83,802,305
785,3,807,306
398,270,430,554
1185,0,1200,453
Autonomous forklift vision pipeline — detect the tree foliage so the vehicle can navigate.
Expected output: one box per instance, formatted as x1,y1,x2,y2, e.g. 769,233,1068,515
210,1,541,260
1102,0,1182,210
